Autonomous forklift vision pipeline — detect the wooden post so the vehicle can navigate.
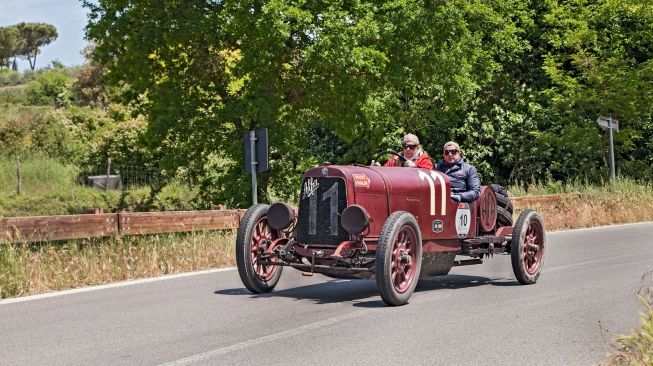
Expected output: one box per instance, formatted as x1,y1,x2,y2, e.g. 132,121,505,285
16,156,21,195
106,157,112,191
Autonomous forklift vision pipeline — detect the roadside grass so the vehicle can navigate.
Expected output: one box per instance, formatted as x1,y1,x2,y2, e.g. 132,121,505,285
1,178,652,299
0,154,79,195
0,230,235,299
510,178,653,231
605,270,653,366
0,155,198,216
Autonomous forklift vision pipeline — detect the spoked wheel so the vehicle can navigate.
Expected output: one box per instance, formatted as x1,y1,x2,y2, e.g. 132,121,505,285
236,204,283,293
375,211,422,306
511,209,545,284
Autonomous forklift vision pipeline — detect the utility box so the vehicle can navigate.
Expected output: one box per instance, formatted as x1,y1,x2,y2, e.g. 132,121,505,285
87,175,123,190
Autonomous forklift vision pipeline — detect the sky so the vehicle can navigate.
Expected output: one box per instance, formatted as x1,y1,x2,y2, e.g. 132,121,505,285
0,0,90,70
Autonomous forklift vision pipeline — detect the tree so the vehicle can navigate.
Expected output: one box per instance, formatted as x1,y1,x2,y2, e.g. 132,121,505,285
73,44,110,108
0,25,22,69
16,22,58,70
84,0,525,206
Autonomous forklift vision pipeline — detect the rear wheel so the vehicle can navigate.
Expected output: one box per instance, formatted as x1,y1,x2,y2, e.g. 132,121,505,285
375,211,422,306
511,209,545,284
236,204,283,293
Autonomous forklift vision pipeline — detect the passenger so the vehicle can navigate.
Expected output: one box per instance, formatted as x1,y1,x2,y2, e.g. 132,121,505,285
435,141,480,202
384,134,434,169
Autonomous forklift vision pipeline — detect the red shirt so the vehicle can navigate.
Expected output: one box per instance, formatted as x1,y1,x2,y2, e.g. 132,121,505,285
384,150,434,169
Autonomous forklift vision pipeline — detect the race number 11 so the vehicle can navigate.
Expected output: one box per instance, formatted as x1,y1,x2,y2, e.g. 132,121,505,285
418,170,446,215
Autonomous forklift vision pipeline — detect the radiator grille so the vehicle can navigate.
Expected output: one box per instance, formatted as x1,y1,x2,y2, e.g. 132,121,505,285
297,177,348,244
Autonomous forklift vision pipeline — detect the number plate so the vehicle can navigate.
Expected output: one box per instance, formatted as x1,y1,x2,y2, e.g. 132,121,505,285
297,177,348,244
455,202,471,239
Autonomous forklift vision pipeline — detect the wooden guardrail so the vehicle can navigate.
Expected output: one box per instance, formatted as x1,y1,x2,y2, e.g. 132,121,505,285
0,194,567,244
0,210,244,244
511,193,584,209
511,194,561,208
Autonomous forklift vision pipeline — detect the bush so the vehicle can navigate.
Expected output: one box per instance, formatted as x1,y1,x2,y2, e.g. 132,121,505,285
0,69,22,86
0,106,78,159
24,71,74,108
0,85,27,105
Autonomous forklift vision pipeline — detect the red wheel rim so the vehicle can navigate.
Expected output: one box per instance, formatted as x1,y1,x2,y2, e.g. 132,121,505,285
390,226,418,293
250,217,279,282
522,219,544,275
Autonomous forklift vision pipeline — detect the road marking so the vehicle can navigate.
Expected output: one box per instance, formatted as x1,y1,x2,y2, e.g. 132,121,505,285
3,221,652,304
546,253,648,273
158,310,368,366
0,267,236,305
547,220,653,234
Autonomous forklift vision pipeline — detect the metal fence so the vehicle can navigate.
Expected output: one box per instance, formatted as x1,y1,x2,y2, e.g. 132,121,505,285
79,165,162,189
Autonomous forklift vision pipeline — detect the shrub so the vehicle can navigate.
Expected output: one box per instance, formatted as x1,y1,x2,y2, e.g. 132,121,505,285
0,106,78,159
0,84,27,105
0,69,22,86
24,71,73,108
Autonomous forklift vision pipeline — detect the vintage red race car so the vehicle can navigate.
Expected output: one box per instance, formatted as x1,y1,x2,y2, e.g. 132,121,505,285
236,157,545,306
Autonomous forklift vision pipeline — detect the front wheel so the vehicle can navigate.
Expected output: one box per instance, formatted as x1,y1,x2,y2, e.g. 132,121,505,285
511,209,545,284
236,204,283,293
375,211,423,306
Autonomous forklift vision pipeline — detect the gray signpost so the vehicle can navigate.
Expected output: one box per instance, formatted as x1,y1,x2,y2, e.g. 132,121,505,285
596,116,619,181
243,129,269,204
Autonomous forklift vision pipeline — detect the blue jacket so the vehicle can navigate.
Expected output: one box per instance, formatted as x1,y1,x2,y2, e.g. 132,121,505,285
435,158,481,202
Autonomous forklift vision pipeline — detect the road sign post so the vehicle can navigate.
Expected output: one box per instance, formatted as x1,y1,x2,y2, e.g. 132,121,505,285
596,116,619,181
243,129,269,205
249,131,258,204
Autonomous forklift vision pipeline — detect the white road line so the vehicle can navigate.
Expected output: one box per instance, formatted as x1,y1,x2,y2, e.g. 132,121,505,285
158,310,368,366
0,267,236,305
547,220,653,234
3,221,652,304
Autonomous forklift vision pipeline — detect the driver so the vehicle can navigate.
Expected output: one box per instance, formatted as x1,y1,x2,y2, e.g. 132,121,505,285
384,134,434,169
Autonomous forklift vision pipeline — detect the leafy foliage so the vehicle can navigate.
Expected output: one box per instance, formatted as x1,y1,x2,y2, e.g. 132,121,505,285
15,23,58,71
24,71,74,108
84,0,533,205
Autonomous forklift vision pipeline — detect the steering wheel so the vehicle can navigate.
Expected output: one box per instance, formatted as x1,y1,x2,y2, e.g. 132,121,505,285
373,150,407,165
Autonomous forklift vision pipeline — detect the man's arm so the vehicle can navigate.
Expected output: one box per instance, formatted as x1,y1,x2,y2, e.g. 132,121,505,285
459,164,481,202
384,157,397,167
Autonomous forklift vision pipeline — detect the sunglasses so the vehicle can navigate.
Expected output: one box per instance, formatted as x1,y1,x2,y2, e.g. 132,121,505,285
444,149,459,155
403,144,418,149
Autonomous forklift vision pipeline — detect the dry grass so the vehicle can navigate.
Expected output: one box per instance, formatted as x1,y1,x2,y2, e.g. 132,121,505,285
2,180,653,302
0,230,235,299
512,180,653,231
515,193,653,231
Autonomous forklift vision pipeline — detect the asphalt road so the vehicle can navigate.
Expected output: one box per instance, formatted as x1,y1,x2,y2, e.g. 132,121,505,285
2,222,652,366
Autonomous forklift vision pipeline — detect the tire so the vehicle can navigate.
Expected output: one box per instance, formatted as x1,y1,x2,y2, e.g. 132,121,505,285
511,209,545,284
490,184,508,197
236,204,283,293
491,184,514,219
505,200,514,215
497,206,513,227
375,211,423,306
495,193,514,214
